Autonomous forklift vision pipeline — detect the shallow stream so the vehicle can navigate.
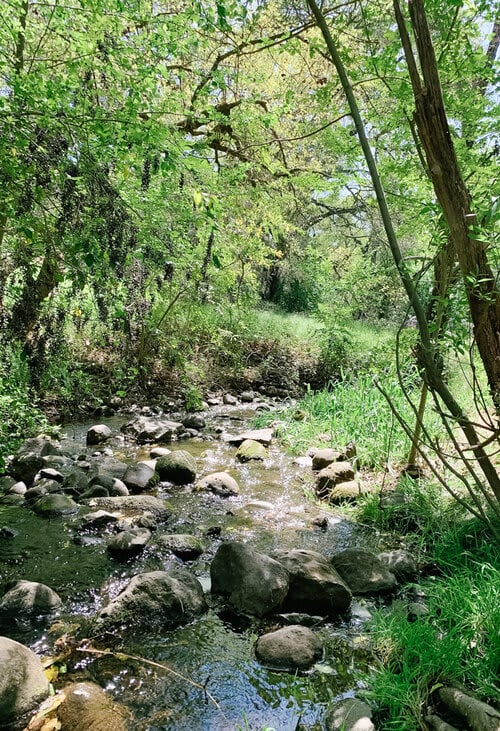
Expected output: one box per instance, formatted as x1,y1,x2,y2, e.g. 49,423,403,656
0,404,383,730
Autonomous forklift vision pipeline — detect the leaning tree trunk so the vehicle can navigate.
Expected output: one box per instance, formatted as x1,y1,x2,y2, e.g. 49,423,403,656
394,0,500,410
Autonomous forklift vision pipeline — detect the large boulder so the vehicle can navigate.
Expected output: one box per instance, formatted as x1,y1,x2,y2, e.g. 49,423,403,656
271,549,352,615
89,458,128,482
210,542,289,617
17,436,60,457
123,463,159,493
325,698,375,731
87,474,129,497
255,625,322,671
437,686,500,731
56,682,130,731
155,451,197,484
86,424,112,446
331,549,397,594
196,471,239,497
8,453,45,485
32,494,79,516
0,580,62,617
328,481,369,503
0,637,49,723
182,414,206,430
97,569,206,629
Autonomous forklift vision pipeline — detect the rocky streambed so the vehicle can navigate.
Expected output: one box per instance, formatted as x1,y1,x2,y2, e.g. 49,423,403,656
0,396,421,730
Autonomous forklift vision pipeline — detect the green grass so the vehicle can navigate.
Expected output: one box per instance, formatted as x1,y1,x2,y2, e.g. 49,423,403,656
366,532,500,730
259,373,442,469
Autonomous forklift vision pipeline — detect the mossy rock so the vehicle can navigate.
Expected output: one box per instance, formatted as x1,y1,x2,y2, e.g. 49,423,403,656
236,439,268,462
155,451,197,484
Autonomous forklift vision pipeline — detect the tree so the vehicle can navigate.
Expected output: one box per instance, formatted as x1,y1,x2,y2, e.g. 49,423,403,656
305,0,500,528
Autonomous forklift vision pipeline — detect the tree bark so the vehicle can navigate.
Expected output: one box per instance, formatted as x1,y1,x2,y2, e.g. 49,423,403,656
395,0,500,409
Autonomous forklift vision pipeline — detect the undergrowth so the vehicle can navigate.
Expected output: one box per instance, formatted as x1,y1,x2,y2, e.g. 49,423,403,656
366,525,500,730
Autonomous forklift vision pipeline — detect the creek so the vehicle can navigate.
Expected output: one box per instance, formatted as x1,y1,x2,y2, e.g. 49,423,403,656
0,403,384,731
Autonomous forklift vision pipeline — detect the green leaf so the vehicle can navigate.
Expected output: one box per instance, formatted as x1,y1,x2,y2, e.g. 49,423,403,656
212,252,222,269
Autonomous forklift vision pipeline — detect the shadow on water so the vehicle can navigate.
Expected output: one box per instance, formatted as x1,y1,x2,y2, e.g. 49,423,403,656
0,405,379,730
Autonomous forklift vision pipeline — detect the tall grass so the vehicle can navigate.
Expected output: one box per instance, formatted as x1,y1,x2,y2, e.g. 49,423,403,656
367,534,500,730
266,374,442,469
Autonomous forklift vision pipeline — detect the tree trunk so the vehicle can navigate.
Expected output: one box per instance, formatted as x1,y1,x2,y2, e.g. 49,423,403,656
395,0,500,409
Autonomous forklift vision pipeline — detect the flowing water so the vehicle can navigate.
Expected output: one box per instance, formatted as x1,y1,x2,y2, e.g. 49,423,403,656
0,404,382,730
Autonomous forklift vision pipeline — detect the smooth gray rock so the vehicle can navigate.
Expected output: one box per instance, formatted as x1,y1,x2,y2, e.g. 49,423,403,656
8,481,27,495
122,417,184,443
0,636,49,722
196,471,240,497
86,424,112,446
255,625,322,671
331,549,397,594
223,393,238,405
82,510,120,528
438,686,500,731
150,447,171,458
88,474,125,495
378,550,418,580
155,451,197,484
240,390,256,402
211,542,289,617
325,698,375,731
97,569,206,629
0,580,62,617
107,528,151,556
90,457,128,482
271,549,352,615
182,414,206,430
123,462,159,492
38,467,64,483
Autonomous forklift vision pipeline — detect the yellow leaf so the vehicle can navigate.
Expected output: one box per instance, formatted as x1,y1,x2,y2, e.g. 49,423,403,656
192,190,203,207
43,666,59,683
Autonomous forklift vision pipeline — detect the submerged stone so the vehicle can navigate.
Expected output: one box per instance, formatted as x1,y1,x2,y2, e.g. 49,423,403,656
255,625,322,671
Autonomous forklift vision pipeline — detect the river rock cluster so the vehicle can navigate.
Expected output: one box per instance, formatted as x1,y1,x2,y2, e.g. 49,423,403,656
0,396,496,731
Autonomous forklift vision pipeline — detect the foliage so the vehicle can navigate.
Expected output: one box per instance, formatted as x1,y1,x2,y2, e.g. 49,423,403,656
0,345,52,468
